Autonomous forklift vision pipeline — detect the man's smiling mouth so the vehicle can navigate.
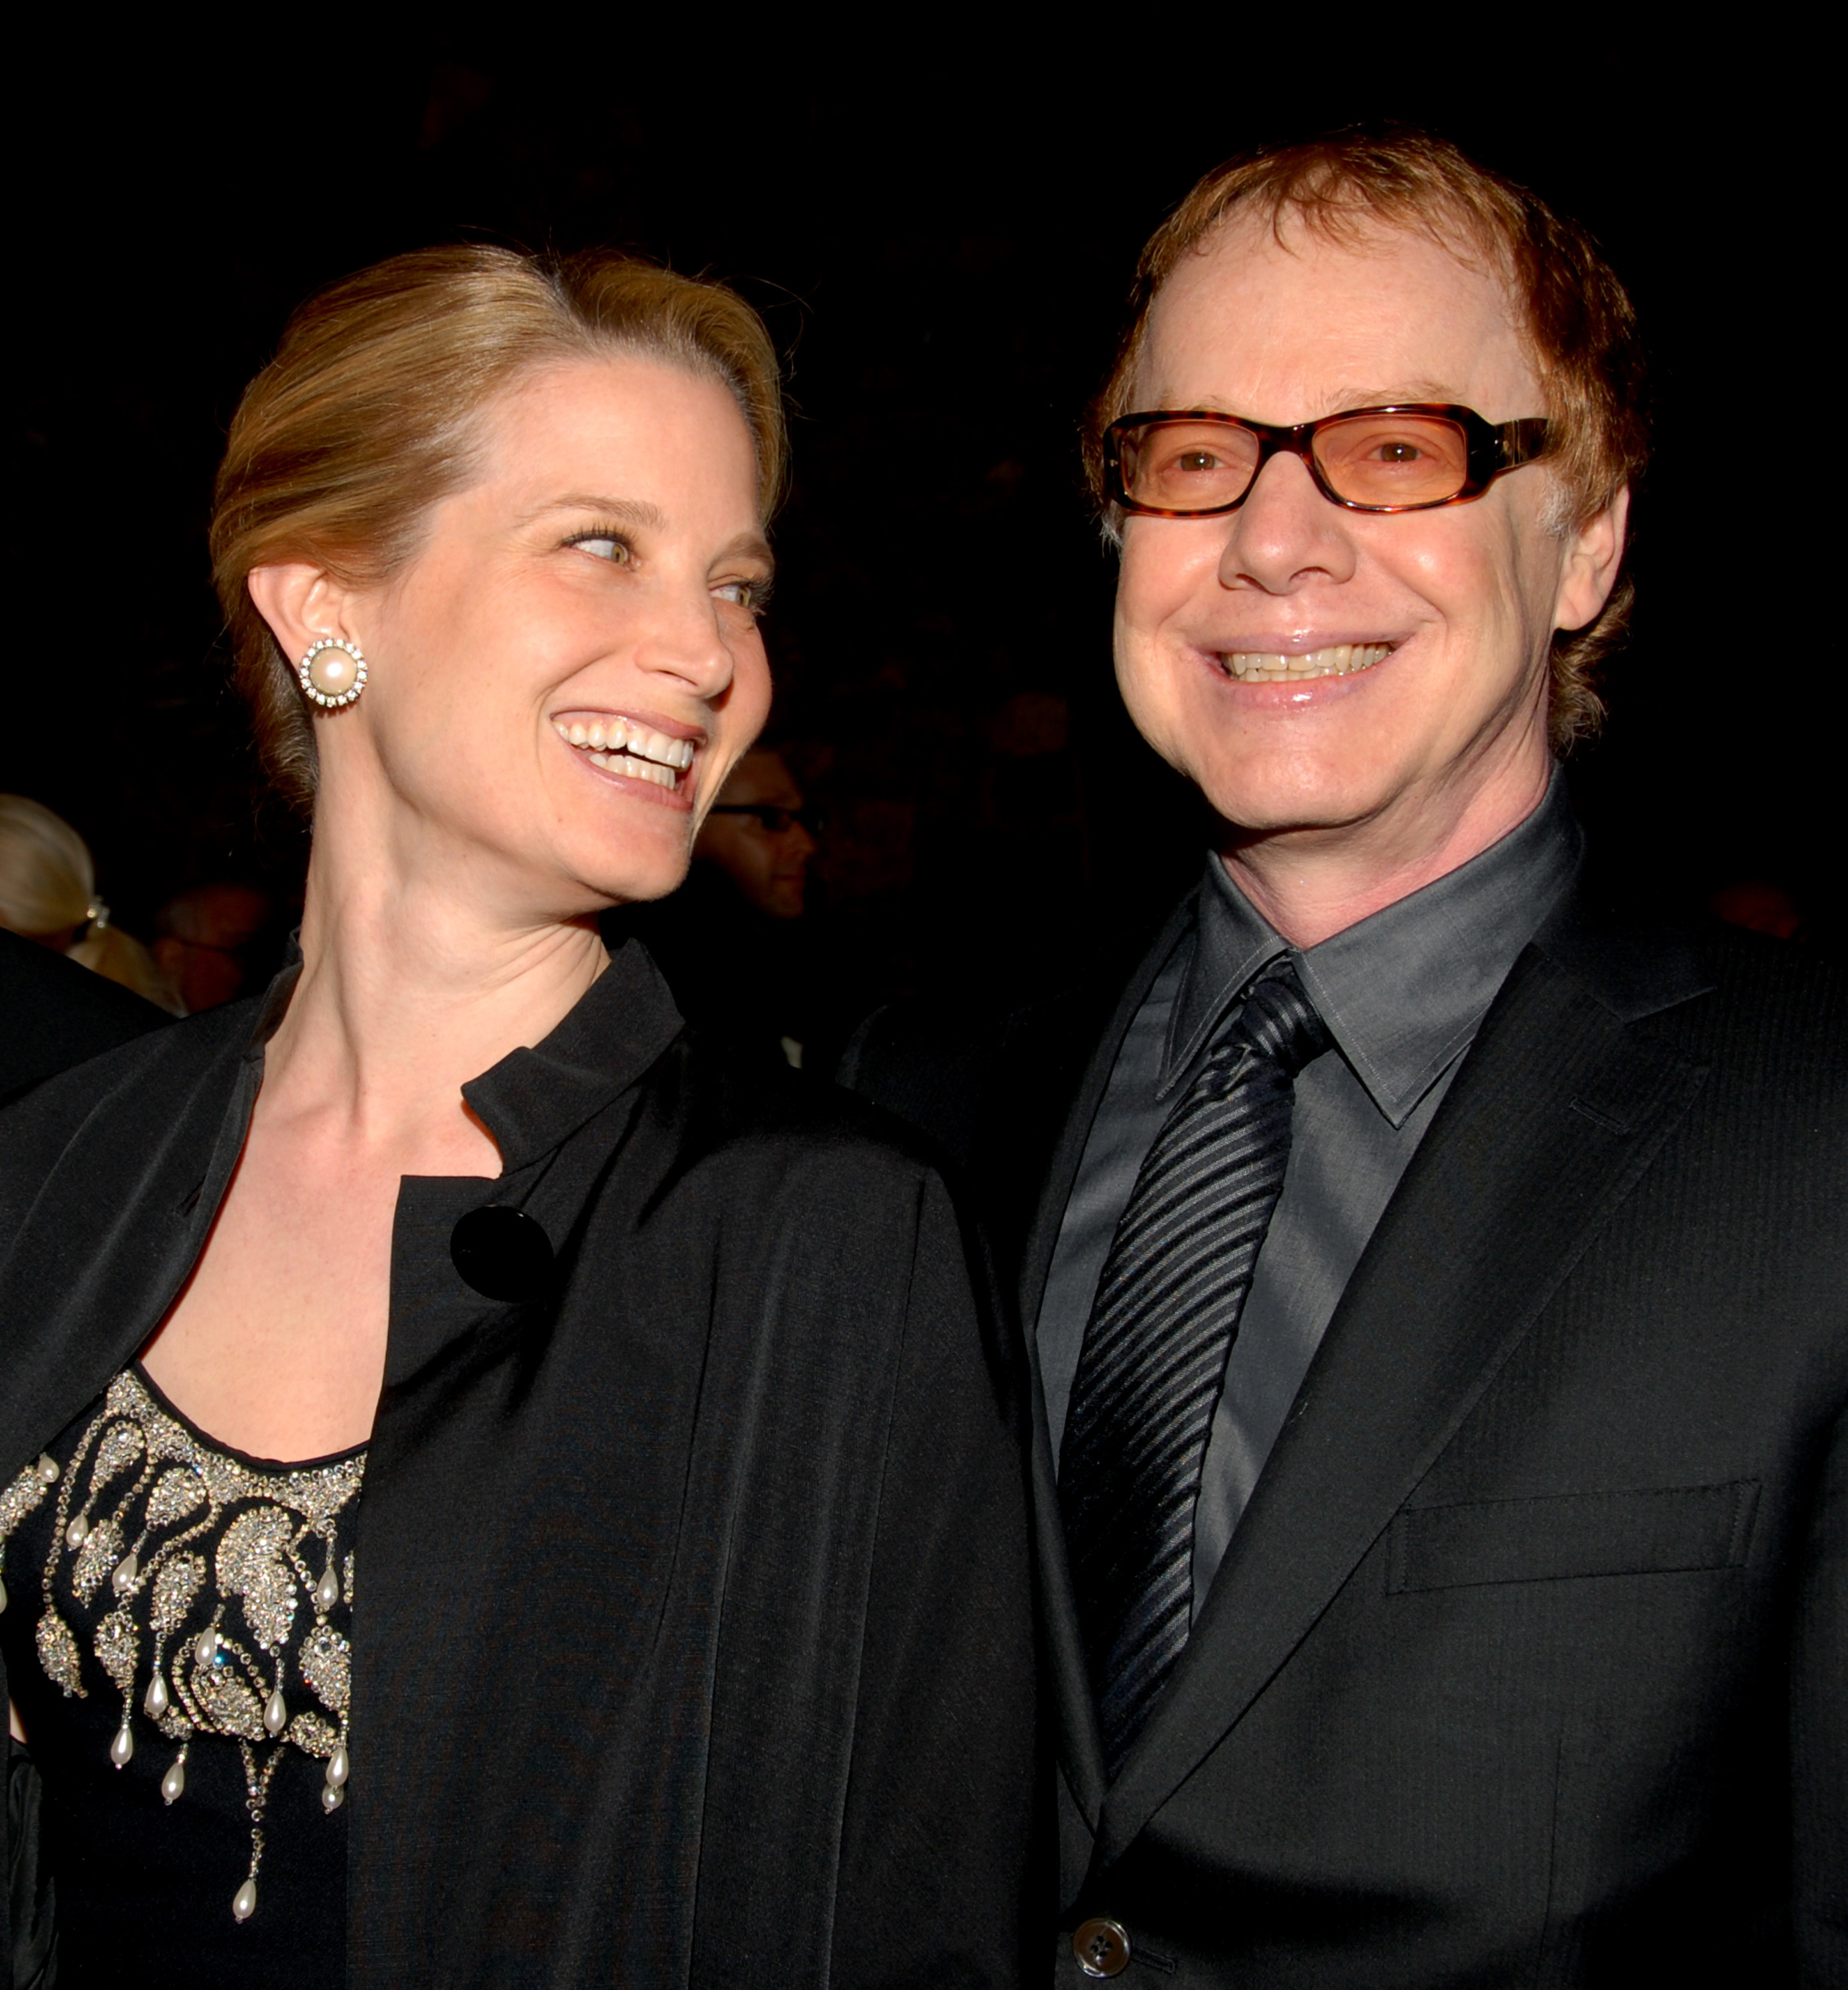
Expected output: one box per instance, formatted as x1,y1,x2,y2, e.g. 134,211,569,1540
553,715,696,791
1214,642,1393,684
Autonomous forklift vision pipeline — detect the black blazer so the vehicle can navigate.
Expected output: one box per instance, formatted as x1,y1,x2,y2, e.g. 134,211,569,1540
846,884,1848,1987
0,941,1039,1987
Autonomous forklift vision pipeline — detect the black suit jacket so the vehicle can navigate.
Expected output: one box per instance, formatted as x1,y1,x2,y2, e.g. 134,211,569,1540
844,883,1848,1987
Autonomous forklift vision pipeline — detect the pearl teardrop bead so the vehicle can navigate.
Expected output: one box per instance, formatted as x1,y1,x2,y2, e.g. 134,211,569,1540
112,1549,139,1595
161,1755,186,1804
322,1782,345,1814
145,1670,170,1719
0,1572,8,1615
316,1566,341,1612
36,1454,59,1485
194,1628,218,1668
232,1878,258,1922
264,1688,288,1737
109,1723,134,1768
326,1743,350,1789
66,1512,90,1549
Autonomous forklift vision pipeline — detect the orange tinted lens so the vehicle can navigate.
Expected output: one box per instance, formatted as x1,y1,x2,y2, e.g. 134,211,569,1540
1313,414,1469,506
1120,421,1260,511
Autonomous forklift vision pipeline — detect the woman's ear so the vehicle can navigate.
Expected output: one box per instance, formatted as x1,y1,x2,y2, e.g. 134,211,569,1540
247,564,363,667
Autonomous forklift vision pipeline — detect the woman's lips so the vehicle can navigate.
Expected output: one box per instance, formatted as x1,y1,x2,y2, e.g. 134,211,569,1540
552,713,698,807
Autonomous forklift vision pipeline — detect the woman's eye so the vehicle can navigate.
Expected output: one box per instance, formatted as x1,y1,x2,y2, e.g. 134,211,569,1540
713,579,761,612
569,534,630,564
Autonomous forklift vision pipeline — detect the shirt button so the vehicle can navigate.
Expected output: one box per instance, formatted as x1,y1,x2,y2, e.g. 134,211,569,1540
1073,1917,1132,1977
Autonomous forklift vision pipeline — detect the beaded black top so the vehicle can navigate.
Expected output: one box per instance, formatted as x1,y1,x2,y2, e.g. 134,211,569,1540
0,1364,362,1984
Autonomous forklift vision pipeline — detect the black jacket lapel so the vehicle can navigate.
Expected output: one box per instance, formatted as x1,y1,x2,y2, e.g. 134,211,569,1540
0,1003,260,1481
1089,913,1715,1873
1020,896,1197,1833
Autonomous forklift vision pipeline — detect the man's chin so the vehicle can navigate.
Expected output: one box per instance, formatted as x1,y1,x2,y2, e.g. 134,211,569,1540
1189,763,1394,847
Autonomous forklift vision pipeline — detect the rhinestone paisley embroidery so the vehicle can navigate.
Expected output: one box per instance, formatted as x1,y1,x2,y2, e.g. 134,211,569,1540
0,1369,364,1924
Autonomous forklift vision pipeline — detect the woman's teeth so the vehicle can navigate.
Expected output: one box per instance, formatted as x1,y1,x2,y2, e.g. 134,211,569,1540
1217,642,1392,683
553,718,695,787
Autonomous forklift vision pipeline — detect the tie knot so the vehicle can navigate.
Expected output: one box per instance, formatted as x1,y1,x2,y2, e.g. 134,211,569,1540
1230,961,1331,1081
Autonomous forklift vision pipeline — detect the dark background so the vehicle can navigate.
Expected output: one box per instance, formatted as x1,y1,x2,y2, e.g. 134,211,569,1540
6,35,1833,1028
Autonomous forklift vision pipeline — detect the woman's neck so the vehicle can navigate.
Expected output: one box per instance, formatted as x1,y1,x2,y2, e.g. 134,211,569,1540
261,821,608,1172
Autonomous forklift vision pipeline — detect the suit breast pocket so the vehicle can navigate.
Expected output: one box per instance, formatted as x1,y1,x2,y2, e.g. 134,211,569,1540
1386,1481,1761,1593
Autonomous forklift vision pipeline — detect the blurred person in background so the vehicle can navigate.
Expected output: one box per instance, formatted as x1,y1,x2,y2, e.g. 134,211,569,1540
697,746,818,922
0,795,180,1013
1708,876,1804,940
618,744,826,1069
153,881,281,1014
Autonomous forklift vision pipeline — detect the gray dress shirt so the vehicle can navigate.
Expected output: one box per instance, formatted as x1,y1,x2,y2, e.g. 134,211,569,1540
1037,771,1583,1617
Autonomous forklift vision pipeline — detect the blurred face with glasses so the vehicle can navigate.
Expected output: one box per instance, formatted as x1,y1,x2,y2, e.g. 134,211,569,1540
693,748,819,919
1112,212,1627,942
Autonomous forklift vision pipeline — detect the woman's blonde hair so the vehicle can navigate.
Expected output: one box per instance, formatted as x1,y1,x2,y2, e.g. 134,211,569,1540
210,246,789,815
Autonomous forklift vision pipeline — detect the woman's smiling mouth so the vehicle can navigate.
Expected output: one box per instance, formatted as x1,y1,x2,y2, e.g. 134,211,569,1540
553,713,698,791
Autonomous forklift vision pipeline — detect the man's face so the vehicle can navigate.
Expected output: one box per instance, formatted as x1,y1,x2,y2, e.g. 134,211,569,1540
1114,214,1622,854
693,750,817,919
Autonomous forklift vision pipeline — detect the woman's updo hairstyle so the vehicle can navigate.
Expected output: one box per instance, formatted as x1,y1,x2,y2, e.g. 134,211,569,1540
210,246,787,815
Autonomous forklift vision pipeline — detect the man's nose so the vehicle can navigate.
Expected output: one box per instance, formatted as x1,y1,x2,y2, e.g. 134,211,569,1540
1217,449,1358,594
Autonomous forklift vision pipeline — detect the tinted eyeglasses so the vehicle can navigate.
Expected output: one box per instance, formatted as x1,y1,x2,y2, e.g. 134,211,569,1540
1103,405,1551,517
706,804,825,836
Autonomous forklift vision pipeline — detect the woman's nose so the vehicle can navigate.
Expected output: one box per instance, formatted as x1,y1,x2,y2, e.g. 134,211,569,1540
633,586,738,698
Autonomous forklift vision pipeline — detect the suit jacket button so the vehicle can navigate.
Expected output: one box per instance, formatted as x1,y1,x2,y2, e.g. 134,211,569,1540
1073,1918,1131,1977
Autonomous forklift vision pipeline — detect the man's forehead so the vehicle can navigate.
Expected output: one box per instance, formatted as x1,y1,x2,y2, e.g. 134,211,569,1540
720,752,803,807
1139,212,1538,419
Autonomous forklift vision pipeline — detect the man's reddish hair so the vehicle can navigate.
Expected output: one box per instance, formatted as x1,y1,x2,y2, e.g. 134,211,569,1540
1083,126,1647,748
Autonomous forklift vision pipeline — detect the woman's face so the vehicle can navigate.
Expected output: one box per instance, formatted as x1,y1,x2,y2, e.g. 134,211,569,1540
314,354,775,918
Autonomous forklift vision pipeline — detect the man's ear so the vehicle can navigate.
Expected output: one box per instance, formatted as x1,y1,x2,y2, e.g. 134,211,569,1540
246,564,365,669
1555,485,1630,633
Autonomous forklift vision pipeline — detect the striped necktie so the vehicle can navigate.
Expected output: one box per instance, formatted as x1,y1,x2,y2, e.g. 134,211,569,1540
1060,959,1331,1777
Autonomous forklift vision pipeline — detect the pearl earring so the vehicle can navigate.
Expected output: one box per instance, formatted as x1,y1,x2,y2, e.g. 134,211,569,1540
298,637,368,709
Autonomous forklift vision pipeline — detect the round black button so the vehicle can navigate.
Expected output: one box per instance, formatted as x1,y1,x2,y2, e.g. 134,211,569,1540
1073,1918,1131,1978
450,1205,555,1302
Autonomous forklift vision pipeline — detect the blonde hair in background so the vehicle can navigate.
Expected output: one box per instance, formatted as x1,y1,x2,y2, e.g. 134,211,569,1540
0,793,96,937
1083,127,1648,750
0,795,180,1011
70,925,182,1013
211,245,790,816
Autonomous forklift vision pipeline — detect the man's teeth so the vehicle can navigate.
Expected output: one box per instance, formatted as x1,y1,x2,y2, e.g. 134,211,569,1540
553,718,696,781
1218,643,1392,683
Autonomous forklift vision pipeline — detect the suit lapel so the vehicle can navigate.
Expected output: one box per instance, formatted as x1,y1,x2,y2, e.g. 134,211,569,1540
1089,921,1714,1872
1016,897,1199,1338
1006,897,1195,1831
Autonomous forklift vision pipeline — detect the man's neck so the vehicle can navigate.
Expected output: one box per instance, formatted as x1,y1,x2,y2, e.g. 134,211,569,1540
1219,755,1555,950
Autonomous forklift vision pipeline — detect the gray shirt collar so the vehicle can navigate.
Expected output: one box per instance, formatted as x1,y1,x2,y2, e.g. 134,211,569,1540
1163,767,1584,1127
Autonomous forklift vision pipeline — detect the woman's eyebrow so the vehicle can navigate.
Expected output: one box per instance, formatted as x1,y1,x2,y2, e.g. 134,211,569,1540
526,494,671,530
716,531,776,577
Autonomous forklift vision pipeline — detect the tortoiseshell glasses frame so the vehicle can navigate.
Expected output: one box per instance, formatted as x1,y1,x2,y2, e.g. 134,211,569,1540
1102,404,1553,517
